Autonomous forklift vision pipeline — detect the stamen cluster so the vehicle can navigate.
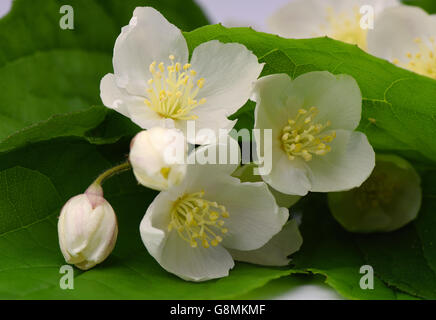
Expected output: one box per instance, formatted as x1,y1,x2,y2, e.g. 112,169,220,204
144,55,206,120
168,191,229,248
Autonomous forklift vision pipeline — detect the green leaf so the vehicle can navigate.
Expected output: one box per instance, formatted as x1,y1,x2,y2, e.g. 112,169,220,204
0,0,208,142
0,139,292,299
291,170,436,300
0,106,140,153
290,196,418,300
183,25,436,165
403,0,436,13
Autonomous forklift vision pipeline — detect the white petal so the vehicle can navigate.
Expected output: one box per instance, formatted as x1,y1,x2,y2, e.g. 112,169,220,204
174,110,237,145
159,231,234,282
100,73,164,129
202,179,289,251
62,194,95,256
262,149,311,196
79,202,118,265
267,0,334,38
184,142,241,185
253,72,362,143
291,71,362,131
253,74,311,196
190,40,263,116
268,0,400,39
139,191,175,261
367,0,400,13
140,192,234,282
252,77,290,185
113,7,188,95
368,6,436,62
228,220,303,266
308,130,375,192
253,73,297,129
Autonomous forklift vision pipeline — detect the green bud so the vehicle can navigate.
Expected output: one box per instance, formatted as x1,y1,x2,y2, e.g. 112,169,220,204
328,154,422,233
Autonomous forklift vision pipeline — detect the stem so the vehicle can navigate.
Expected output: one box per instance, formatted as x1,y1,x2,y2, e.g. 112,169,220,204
93,161,131,186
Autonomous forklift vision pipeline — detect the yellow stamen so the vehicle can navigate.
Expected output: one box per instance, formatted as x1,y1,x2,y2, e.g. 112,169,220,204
144,55,206,120
281,106,336,162
322,6,368,50
393,37,436,79
160,167,171,180
168,191,229,249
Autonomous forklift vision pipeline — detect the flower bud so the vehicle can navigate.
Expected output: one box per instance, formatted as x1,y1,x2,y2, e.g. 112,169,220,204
328,154,422,233
129,127,187,191
58,184,118,270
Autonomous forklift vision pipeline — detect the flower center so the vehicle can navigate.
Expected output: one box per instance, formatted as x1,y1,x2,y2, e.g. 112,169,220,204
280,107,336,162
168,191,229,248
323,6,368,50
355,171,395,209
144,55,206,120
393,38,436,79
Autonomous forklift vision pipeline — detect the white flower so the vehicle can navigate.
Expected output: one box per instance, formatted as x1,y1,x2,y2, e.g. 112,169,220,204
328,154,422,233
253,71,375,196
267,0,399,50
227,220,302,267
367,6,436,79
129,127,187,191
139,144,289,281
58,184,118,270
100,7,263,144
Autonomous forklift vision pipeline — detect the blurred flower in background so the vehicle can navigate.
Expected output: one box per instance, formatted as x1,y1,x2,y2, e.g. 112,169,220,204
0,0,11,17
267,0,399,50
367,5,436,79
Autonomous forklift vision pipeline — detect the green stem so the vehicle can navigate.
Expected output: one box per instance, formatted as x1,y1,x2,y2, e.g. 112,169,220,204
93,161,131,186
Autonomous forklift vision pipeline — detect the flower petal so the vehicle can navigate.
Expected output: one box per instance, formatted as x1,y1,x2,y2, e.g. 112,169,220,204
190,40,263,116
367,6,436,62
268,0,400,39
262,149,311,196
140,191,234,282
159,231,235,282
113,7,188,95
228,220,303,266
291,71,362,131
174,110,237,145
253,73,298,130
184,141,241,183
252,74,312,196
78,203,118,266
267,0,334,38
201,178,289,251
100,73,165,129
308,130,375,192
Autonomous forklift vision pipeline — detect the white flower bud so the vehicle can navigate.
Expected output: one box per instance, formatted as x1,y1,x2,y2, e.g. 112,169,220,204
58,184,118,270
129,127,187,191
